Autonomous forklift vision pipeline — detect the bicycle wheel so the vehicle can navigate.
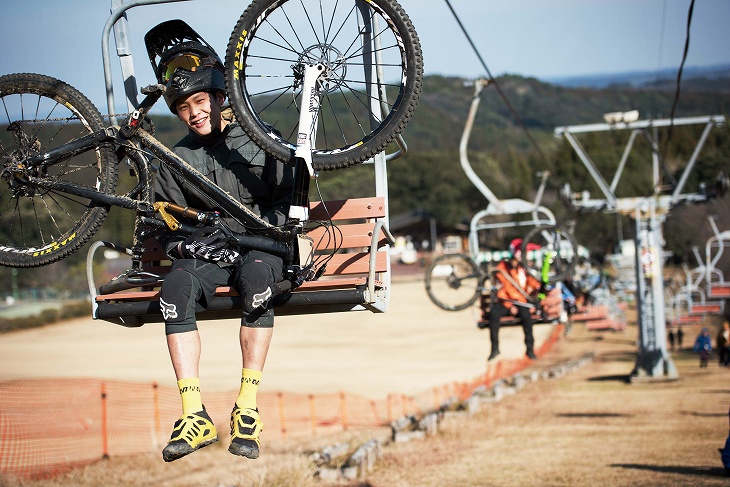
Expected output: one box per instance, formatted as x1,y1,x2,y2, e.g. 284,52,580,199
425,253,484,311
225,0,423,170
520,225,577,284
573,257,604,294
0,73,117,267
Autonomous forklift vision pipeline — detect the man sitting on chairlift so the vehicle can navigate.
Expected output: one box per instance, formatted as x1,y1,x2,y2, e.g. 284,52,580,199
480,238,541,361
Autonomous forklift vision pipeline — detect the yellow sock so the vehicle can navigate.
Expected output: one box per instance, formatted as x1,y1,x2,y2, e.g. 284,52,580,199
235,368,262,410
177,377,203,415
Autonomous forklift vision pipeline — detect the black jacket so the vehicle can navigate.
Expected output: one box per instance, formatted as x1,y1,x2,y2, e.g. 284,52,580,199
155,122,294,233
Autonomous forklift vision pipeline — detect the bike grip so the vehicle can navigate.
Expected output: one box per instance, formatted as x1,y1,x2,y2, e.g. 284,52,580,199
231,234,291,259
98,278,134,295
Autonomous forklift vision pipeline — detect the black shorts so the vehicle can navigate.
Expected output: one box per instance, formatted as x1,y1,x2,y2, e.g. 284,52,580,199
160,250,283,333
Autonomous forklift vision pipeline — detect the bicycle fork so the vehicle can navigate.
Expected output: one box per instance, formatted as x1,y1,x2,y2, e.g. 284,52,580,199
288,63,326,225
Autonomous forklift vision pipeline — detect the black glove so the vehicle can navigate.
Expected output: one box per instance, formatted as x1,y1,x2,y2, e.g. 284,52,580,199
176,227,241,264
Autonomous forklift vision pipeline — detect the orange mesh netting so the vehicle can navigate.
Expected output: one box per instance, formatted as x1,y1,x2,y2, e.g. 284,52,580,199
0,325,562,479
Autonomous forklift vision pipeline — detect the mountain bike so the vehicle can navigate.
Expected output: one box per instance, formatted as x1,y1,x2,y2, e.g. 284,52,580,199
425,224,577,311
0,0,423,290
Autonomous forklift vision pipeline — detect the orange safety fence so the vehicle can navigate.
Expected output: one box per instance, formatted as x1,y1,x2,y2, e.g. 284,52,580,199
0,325,563,479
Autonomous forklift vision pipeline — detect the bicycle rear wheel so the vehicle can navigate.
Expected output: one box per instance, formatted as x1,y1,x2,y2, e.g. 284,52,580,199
0,73,117,267
225,0,423,170
425,253,484,311
519,225,577,284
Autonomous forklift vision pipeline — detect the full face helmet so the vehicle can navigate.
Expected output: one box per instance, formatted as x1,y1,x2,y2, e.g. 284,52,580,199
144,19,226,114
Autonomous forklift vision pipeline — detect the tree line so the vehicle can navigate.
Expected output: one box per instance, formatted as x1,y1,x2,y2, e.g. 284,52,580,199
1,73,729,296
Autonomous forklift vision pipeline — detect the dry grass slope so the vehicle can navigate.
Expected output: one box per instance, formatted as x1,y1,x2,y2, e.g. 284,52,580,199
3,315,729,487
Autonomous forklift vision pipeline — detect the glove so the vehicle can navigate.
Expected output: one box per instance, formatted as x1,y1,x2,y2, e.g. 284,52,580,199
178,227,241,264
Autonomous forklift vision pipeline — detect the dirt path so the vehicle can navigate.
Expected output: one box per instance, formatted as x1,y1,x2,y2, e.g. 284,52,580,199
2,275,729,487
357,318,730,487
0,277,552,399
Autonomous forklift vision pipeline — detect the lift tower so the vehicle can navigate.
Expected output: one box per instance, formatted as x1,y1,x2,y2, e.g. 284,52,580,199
555,114,726,380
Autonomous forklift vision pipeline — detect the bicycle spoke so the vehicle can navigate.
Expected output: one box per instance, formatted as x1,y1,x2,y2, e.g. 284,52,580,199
426,254,482,311
226,0,421,168
0,73,116,266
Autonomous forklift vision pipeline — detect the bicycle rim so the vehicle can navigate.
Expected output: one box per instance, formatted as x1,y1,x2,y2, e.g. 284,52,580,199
225,0,422,170
0,73,116,267
520,225,577,283
425,254,482,311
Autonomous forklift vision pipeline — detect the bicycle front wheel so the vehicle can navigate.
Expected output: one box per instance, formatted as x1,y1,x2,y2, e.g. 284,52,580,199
520,225,578,284
425,253,483,311
0,73,117,267
225,0,423,170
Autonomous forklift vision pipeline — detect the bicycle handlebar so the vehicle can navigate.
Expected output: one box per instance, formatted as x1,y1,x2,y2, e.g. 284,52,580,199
140,216,294,260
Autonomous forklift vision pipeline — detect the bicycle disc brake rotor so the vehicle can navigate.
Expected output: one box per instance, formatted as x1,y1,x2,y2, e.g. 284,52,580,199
296,44,347,94
2,122,46,198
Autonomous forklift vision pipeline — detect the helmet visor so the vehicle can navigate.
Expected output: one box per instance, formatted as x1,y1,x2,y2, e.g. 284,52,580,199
162,54,222,83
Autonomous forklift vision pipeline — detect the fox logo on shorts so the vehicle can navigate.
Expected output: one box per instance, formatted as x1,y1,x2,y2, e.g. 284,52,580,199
160,298,178,321
251,287,273,309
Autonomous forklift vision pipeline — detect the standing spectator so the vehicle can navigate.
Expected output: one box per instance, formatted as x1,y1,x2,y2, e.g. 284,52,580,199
720,403,730,475
717,319,730,367
693,327,713,368
668,326,676,351
677,327,685,350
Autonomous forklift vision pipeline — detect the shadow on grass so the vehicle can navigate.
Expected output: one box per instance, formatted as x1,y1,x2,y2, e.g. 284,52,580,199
587,374,632,383
611,463,728,478
700,388,730,394
594,350,636,363
679,410,729,418
556,413,631,418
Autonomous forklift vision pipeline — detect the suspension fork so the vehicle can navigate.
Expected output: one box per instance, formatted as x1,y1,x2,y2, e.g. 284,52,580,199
288,63,325,225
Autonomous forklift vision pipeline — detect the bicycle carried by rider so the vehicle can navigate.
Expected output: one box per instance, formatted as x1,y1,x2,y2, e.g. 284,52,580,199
0,0,424,305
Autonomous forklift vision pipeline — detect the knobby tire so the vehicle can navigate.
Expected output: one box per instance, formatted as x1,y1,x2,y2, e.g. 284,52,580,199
425,253,483,311
0,73,117,268
225,0,423,170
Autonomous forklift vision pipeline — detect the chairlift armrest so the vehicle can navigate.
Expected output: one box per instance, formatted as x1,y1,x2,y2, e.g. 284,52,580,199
368,220,395,303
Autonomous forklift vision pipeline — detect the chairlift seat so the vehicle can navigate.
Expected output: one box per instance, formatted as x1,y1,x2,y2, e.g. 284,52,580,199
476,286,563,328
689,302,724,315
709,284,730,299
89,197,394,327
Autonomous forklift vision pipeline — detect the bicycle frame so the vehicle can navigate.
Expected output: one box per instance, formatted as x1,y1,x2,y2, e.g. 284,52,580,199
16,82,299,266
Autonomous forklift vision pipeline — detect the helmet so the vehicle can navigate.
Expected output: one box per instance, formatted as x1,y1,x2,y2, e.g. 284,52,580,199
144,19,226,113
509,238,540,255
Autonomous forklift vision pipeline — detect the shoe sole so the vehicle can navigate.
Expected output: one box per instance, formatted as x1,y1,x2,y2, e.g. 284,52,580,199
228,442,259,459
162,436,219,462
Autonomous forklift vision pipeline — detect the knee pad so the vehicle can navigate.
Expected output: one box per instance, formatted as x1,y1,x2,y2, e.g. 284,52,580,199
235,258,277,314
234,252,282,328
161,264,202,335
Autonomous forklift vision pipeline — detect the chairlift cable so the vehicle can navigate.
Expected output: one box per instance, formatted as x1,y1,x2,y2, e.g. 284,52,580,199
442,0,549,166
655,0,668,83
666,0,695,146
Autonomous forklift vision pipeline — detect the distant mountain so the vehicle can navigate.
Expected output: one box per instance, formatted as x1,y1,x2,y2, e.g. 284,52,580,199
543,64,730,92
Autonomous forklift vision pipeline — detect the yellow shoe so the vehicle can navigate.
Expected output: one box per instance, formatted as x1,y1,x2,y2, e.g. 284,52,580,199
162,407,218,462
228,405,263,459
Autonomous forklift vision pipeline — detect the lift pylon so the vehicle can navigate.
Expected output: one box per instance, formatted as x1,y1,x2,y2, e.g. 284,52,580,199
555,114,727,380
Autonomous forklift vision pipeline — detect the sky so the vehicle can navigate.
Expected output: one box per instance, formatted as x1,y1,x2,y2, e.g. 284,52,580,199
1,0,728,116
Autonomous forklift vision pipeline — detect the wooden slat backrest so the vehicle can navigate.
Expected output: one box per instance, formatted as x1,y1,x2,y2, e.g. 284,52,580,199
131,196,388,284
308,198,385,221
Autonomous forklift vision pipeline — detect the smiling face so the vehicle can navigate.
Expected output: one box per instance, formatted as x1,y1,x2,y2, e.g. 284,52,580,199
175,90,227,137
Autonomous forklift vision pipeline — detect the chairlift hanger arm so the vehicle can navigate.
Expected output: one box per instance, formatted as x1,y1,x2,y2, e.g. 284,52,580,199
459,79,502,209
103,0,194,120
